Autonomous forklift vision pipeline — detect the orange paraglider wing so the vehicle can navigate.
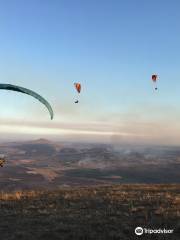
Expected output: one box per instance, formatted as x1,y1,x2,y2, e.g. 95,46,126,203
152,74,158,82
74,83,81,93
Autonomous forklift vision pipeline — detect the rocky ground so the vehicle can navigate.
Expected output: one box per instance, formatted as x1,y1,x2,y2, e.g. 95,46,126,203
0,184,179,240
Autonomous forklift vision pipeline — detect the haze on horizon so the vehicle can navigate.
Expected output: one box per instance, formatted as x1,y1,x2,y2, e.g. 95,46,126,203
0,0,180,146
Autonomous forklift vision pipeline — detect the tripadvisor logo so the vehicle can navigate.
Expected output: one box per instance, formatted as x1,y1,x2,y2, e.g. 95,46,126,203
135,227,174,235
135,227,143,235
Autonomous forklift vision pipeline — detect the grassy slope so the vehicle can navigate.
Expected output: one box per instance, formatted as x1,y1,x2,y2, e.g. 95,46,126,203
0,184,180,240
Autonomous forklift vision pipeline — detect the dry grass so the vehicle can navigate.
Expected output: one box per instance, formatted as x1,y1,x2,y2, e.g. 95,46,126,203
0,184,179,240
0,190,42,201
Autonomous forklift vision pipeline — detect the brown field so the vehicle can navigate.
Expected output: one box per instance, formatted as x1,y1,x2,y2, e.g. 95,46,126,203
0,184,180,240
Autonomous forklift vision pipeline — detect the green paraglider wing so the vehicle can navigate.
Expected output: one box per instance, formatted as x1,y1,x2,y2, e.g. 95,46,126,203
0,84,54,120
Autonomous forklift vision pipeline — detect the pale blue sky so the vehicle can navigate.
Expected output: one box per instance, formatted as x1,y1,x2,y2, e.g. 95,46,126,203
0,0,179,144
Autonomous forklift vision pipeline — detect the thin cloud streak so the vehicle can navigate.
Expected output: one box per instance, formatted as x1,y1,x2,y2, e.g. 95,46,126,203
1,115,180,145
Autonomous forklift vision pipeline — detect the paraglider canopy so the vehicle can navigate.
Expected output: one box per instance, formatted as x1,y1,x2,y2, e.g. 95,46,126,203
0,84,54,120
152,74,158,82
74,83,81,93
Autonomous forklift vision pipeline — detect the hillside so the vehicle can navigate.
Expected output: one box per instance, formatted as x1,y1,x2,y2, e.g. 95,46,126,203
1,140,180,191
0,184,179,240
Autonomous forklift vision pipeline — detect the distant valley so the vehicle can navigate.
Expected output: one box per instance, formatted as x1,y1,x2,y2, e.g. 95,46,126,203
0,139,180,191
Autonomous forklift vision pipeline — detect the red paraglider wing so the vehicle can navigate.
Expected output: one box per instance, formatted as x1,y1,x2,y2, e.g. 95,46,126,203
74,83,81,93
152,74,158,82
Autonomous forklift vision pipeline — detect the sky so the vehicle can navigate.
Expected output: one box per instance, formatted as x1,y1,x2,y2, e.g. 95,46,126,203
0,0,180,144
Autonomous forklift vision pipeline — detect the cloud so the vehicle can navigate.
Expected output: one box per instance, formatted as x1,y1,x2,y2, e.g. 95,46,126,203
1,102,180,145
